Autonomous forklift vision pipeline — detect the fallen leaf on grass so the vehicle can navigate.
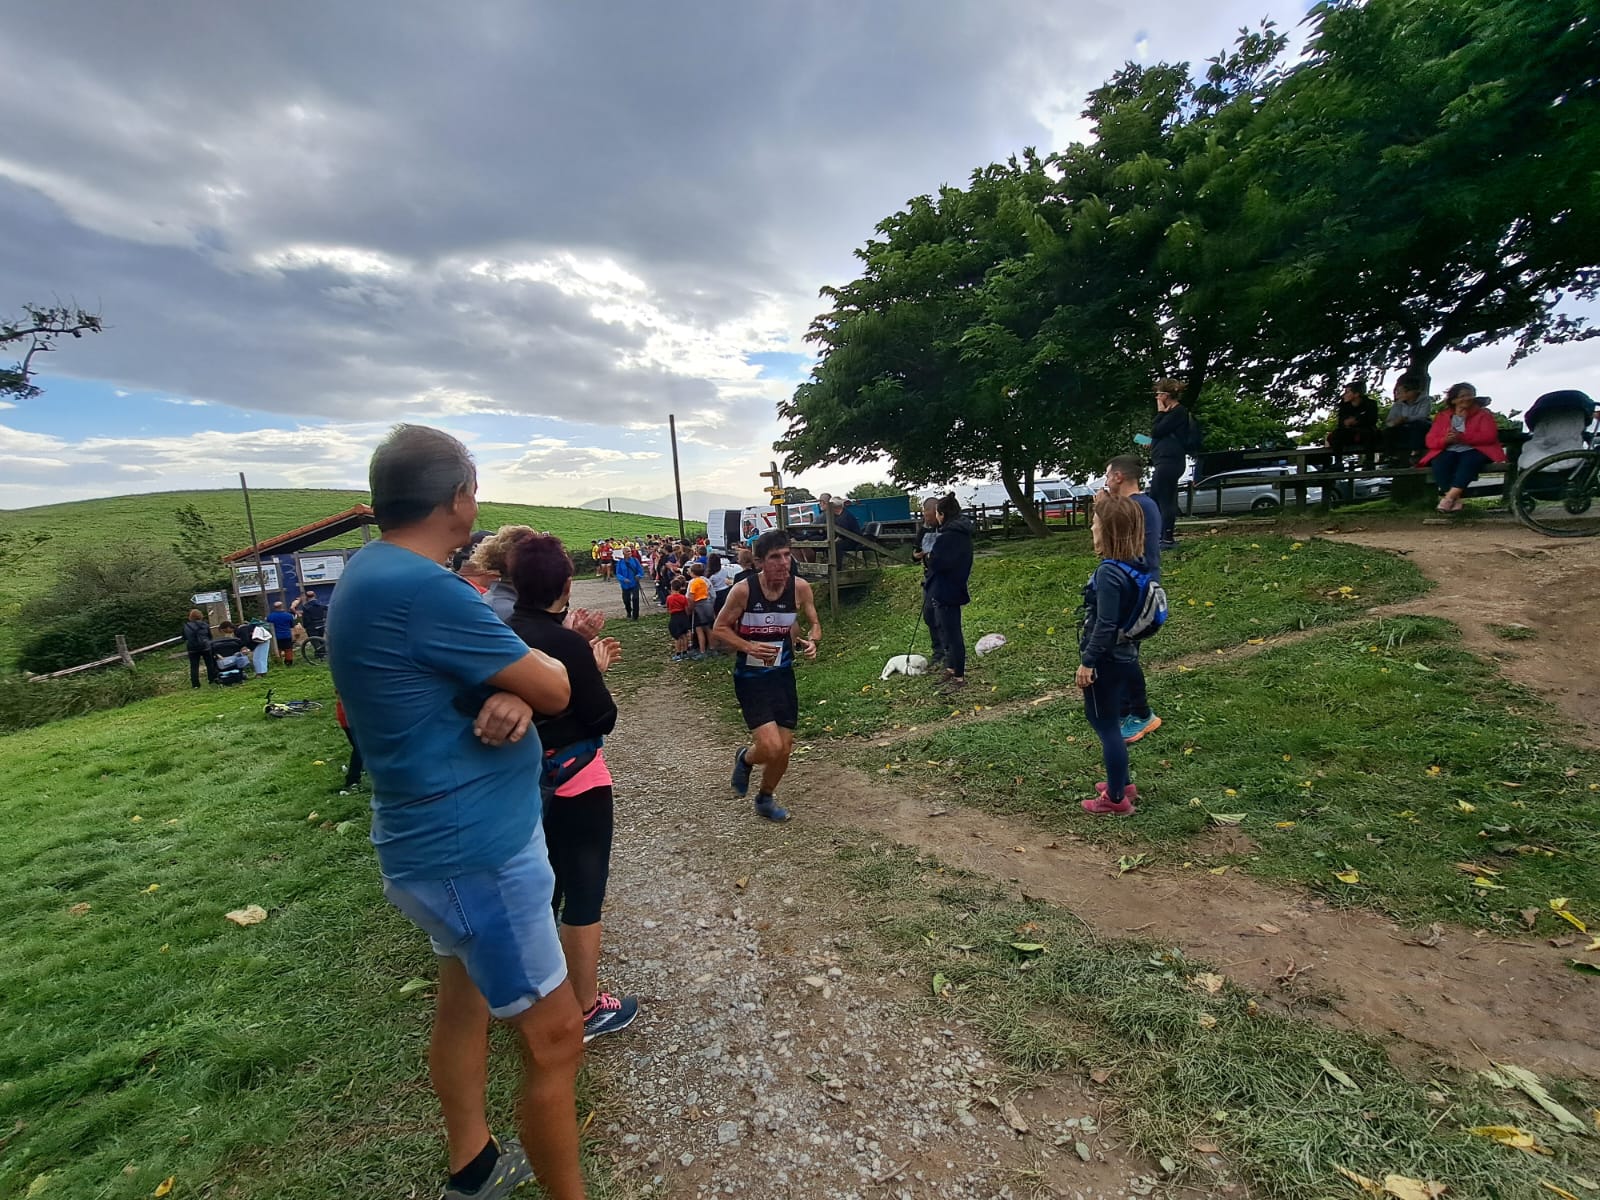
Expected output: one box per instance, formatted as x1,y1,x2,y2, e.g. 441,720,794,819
932,972,951,998
1454,862,1500,876
1117,854,1149,875
1456,800,1476,813
1208,866,1230,876
1586,937,1600,952
1246,637,1265,645
1258,922,1281,934
1191,973,1226,995
1275,821,1296,829
312,759,325,766
1414,923,1446,948
26,1175,50,1196
1482,1063,1588,1133
1089,1068,1112,1084
1197,1012,1218,1029
1191,1139,1220,1154
397,977,435,997
1318,1057,1360,1091
1473,877,1506,890
1555,911,1589,933
142,884,161,894
1570,961,1600,977
67,902,91,916
1467,1125,1551,1154
1334,868,1361,885
1002,1100,1030,1134
1075,1141,1091,1162
1539,1184,1581,1200
154,1178,175,1198
1383,1176,1445,1200
1209,812,1246,826
1334,1164,1383,1194
130,814,142,823
1010,942,1046,954
224,905,268,927
1522,908,1541,930
334,820,356,835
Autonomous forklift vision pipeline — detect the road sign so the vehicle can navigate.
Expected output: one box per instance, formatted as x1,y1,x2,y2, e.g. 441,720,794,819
192,590,228,604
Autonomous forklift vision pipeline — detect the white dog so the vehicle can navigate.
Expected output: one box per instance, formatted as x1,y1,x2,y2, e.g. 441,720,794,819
880,653,930,680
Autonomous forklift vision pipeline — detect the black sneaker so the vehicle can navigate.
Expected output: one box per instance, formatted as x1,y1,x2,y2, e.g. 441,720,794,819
754,793,790,822
731,747,752,797
440,1137,533,1199
582,992,639,1043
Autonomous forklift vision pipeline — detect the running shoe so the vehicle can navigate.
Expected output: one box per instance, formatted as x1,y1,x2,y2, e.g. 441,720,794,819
731,747,752,797
1081,785,1137,817
441,1136,533,1200
754,793,791,822
1122,713,1162,744
582,992,639,1043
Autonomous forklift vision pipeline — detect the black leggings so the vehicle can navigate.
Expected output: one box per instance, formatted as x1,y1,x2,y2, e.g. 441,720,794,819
543,784,614,927
1150,459,1183,543
188,648,218,687
621,586,640,619
933,602,966,676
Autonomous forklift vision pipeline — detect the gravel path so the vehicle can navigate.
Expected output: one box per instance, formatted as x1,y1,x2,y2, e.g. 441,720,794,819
570,577,1164,1200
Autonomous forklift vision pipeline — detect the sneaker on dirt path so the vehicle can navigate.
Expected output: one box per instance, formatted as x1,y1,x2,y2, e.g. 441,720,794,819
754,793,790,822
582,992,639,1043
731,747,752,797
440,1136,533,1200
1081,786,1137,816
939,676,966,695
1122,713,1162,744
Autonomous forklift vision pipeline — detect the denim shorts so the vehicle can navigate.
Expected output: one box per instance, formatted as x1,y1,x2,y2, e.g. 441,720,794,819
380,828,568,1019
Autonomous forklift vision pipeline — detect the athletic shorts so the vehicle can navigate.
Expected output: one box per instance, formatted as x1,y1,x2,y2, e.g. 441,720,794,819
276,636,293,650
668,613,691,638
734,668,799,731
379,828,568,1019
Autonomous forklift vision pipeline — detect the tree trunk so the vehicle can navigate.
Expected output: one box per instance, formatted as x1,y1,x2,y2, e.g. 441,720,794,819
998,461,1050,537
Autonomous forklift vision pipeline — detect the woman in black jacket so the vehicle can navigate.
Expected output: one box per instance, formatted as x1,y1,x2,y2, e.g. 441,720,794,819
505,533,639,1043
182,609,218,687
1148,377,1194,549
925,493,974,693
1077,493,1147,816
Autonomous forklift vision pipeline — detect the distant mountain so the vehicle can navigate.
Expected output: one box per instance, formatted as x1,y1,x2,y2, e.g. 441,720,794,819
580,490,747,520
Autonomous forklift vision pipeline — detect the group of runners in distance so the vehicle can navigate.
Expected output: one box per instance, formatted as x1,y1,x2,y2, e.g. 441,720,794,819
325,414,1172,1200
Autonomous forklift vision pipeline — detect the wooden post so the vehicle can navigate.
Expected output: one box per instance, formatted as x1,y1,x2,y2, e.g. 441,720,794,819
669,415,685,541
824,502,840,613
239,472,270,619
114,634,134,668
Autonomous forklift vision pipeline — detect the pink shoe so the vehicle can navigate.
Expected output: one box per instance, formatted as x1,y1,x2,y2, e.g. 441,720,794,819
1081,785,1137,816
1095,781,1109,796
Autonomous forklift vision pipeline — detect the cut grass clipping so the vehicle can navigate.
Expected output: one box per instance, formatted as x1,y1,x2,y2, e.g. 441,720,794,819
886,616,1600,927
839,839,1599,1200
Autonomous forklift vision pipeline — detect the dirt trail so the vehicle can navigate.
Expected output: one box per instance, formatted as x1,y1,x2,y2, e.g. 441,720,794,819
565,521,1599,1200
587,663,1173,1200
1320,524,1600,746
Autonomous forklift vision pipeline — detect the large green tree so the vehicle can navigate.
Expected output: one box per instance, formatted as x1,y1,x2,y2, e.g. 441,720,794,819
1241,0,1600,387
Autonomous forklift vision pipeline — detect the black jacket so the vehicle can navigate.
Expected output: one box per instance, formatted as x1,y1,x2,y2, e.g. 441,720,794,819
1151,404,1195,464
182,619,212,652
506,606,618,751
925,515,974,606
1079,561,1141,667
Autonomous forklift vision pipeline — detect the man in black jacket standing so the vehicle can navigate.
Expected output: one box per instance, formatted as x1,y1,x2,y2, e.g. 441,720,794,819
1148,378,1195,550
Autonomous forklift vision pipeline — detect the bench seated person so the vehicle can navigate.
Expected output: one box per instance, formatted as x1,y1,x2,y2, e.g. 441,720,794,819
1419,389,1507,513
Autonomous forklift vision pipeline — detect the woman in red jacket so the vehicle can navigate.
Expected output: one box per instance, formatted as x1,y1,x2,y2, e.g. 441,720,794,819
1419,383,1506,512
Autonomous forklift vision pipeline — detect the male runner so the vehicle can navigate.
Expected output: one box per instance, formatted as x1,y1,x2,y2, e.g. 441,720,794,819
1101,454,1162,744
712,529,822,822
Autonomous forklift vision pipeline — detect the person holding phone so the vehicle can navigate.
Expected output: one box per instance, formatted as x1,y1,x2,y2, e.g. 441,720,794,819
1147,377,1194,550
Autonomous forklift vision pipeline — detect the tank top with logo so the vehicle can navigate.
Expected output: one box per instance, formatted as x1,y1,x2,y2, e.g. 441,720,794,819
734,572,798,675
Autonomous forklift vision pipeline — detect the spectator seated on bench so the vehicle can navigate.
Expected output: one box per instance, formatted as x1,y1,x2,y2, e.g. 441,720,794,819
1326,380,1381,457
1382,372,1433,462
1420,384,1505,513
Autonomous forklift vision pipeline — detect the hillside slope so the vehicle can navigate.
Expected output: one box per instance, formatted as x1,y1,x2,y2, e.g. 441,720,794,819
0,488,700,667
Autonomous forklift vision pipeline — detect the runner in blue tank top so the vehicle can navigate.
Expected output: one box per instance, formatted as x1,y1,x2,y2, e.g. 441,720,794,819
712,529,823,822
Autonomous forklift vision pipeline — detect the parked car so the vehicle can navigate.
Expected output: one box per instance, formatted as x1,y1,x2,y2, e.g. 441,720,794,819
1182,466,1392,514
1036,482,1096,518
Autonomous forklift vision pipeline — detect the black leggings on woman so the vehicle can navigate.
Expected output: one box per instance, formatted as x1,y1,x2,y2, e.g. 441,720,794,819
1149,459,1183,543
933,602,966,676
543,785,614,927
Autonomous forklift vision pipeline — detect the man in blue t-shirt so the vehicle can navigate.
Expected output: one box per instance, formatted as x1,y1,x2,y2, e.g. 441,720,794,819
328,424,585,1200
266,602,297,665
1103,455,1163,746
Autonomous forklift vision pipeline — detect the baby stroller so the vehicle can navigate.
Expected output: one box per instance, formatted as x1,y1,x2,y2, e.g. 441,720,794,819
1509,389,1599,538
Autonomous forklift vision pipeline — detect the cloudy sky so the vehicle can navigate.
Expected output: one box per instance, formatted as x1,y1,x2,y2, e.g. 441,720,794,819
2,1,1594,512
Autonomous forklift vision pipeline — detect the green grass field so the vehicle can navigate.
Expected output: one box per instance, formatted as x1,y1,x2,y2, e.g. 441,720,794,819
0,664,623,1199
0,488,700,667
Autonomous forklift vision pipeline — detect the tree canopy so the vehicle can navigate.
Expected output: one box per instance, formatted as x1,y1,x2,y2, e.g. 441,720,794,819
2,304,103,402
778,0,1600,528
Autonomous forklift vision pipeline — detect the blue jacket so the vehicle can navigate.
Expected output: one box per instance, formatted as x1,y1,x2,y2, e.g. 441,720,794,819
1079,561,1142,667
925,515,973,606
615,555,644,590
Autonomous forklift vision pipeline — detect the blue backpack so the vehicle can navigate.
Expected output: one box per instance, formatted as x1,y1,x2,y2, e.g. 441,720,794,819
1083,560,1169,642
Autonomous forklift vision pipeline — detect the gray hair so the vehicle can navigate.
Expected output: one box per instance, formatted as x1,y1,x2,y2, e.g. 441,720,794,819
369,424,476,531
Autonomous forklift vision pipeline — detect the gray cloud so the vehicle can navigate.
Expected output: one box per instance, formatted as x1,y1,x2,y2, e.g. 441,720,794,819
0,0,1287,466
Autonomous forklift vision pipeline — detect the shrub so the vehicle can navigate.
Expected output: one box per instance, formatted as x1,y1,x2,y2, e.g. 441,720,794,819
0,661,181,734
17,595,182,675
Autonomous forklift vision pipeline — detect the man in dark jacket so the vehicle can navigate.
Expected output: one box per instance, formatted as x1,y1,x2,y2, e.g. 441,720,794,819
182,609,218,687
925,494,974,693
911,497,945,669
